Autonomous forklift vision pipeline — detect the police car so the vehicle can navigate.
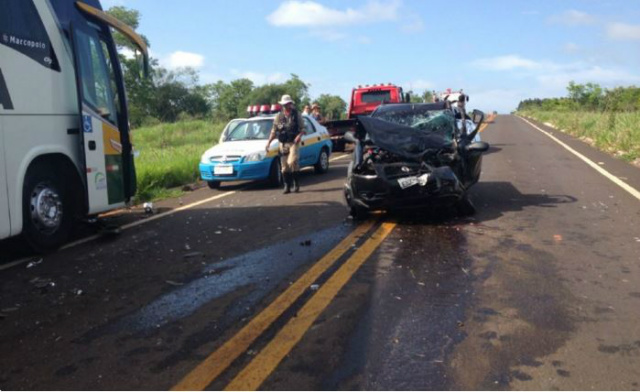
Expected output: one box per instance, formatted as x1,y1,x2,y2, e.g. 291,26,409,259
199,105,333,188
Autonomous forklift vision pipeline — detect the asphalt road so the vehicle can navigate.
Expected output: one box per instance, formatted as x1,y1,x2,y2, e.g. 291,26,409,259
1,115,640,390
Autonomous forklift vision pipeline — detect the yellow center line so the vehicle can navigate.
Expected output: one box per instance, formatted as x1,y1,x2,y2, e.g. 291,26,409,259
171,220,376,391
224,222,397,391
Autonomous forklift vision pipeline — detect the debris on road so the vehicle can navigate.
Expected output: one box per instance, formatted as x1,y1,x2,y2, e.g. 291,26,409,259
29,277,55,289
183,251,204,259
143,202,155,214
165,280,185,287
71,288,83,296
300,240,312,247
26,258,43,269
214,230,222,235
553,234,563,242
310,284,320,291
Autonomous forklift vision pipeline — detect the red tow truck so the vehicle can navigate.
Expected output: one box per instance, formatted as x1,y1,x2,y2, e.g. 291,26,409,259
324,83,409,151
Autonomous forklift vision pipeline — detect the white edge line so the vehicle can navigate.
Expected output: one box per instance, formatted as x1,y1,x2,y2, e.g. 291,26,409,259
0,257,34,272
60,190,239,250
4,153,353,269
518,116,640,201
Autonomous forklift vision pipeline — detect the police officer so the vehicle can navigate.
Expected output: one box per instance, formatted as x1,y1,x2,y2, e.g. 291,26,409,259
265,94,304,194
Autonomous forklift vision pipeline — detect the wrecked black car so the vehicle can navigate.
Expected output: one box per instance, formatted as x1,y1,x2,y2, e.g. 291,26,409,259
344,102,489,218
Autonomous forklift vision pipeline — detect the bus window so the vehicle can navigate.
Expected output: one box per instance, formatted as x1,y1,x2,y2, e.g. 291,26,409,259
75,28,119,126
0,0,60,71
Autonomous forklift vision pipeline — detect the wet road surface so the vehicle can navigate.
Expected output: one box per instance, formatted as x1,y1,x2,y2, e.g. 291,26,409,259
1,115,640,390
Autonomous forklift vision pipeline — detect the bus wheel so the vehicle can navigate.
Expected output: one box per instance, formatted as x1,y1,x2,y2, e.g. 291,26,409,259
22,165,74,252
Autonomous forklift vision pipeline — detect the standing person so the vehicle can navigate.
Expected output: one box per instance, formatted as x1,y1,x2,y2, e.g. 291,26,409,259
302,105,311,115
265,95,304,194
311,103,324,123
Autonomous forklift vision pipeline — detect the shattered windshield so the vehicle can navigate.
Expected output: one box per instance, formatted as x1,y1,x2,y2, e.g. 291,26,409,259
361,107,457,159
226,119,273,141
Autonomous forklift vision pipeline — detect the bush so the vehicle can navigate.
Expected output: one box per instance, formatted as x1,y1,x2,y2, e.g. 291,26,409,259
132,120,226,202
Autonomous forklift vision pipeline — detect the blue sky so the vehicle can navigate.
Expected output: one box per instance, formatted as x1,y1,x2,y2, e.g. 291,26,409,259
104,0,640,113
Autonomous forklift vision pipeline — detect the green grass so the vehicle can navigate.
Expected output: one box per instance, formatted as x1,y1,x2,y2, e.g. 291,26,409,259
132,120,226,202
517,110,640,162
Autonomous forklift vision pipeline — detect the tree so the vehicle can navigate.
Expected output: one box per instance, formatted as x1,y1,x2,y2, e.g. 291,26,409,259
315,94,347,120
406,90,424,103
106,6,150,51
422,90,434,103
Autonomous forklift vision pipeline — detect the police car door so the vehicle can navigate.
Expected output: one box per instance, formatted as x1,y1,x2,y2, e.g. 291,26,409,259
300,117,319,166
71,21,128,214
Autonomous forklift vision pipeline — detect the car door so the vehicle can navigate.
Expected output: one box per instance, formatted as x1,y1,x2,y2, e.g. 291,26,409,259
0,118,10,238
300,117,320,166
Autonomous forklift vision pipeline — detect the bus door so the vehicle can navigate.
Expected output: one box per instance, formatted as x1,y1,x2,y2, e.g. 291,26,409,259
70,21,129,214
0,119,10,238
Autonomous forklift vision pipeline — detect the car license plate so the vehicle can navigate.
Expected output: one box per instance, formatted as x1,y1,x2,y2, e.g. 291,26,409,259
398,176,418,189
214,164,233,175
398,174,429,189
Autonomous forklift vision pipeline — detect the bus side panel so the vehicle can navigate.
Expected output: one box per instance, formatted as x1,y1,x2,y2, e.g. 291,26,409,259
3,115,79,237
0,117,11,239
0,1,82,237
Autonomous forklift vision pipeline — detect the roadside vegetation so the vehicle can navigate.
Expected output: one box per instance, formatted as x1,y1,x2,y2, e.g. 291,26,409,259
133,120,224,202
517,82,640,163
106,6,348,202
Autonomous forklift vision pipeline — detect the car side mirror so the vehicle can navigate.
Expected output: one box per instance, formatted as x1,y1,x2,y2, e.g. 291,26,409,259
465,141,490,154
344,131,358,143
472,109,484,125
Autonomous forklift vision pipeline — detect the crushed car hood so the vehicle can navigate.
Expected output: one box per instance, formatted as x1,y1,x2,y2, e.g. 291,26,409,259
358,113,455,160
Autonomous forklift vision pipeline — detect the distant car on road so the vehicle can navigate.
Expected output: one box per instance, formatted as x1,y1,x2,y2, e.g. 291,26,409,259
200,115,333,188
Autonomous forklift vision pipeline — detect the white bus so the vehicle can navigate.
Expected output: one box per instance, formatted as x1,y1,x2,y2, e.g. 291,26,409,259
0,0,148,250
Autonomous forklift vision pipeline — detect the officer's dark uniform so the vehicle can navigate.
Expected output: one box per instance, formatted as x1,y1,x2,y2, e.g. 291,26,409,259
271,108,304,193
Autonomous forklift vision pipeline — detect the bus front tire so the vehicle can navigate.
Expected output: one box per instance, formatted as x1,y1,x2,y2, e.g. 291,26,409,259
22,164,75,252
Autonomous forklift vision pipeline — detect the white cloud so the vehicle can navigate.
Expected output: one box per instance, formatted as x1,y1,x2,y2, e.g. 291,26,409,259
401,15,425,33
536,65,640,86
547,10,596,26
163,51,205,69
472,55,543,71
267,0,400,27
563,42,580,54
230,70,287,85
309,29,347,42
118,47,136,60
405,79,433,91
606,22,640,40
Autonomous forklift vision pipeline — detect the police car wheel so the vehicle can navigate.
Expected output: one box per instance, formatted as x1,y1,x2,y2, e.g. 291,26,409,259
268,159,283,187
314,148,330,174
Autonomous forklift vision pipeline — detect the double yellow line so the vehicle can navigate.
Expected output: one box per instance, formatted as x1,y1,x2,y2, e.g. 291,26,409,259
172,221,396,391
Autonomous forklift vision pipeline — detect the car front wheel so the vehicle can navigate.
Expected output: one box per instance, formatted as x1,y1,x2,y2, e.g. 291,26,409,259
314,148,330,174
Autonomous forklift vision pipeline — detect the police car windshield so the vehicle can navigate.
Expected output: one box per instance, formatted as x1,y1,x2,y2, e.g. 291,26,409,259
226,119,274,141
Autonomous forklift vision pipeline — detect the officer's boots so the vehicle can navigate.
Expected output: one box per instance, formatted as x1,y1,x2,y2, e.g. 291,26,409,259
283,172,292,194
292,171,300,193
